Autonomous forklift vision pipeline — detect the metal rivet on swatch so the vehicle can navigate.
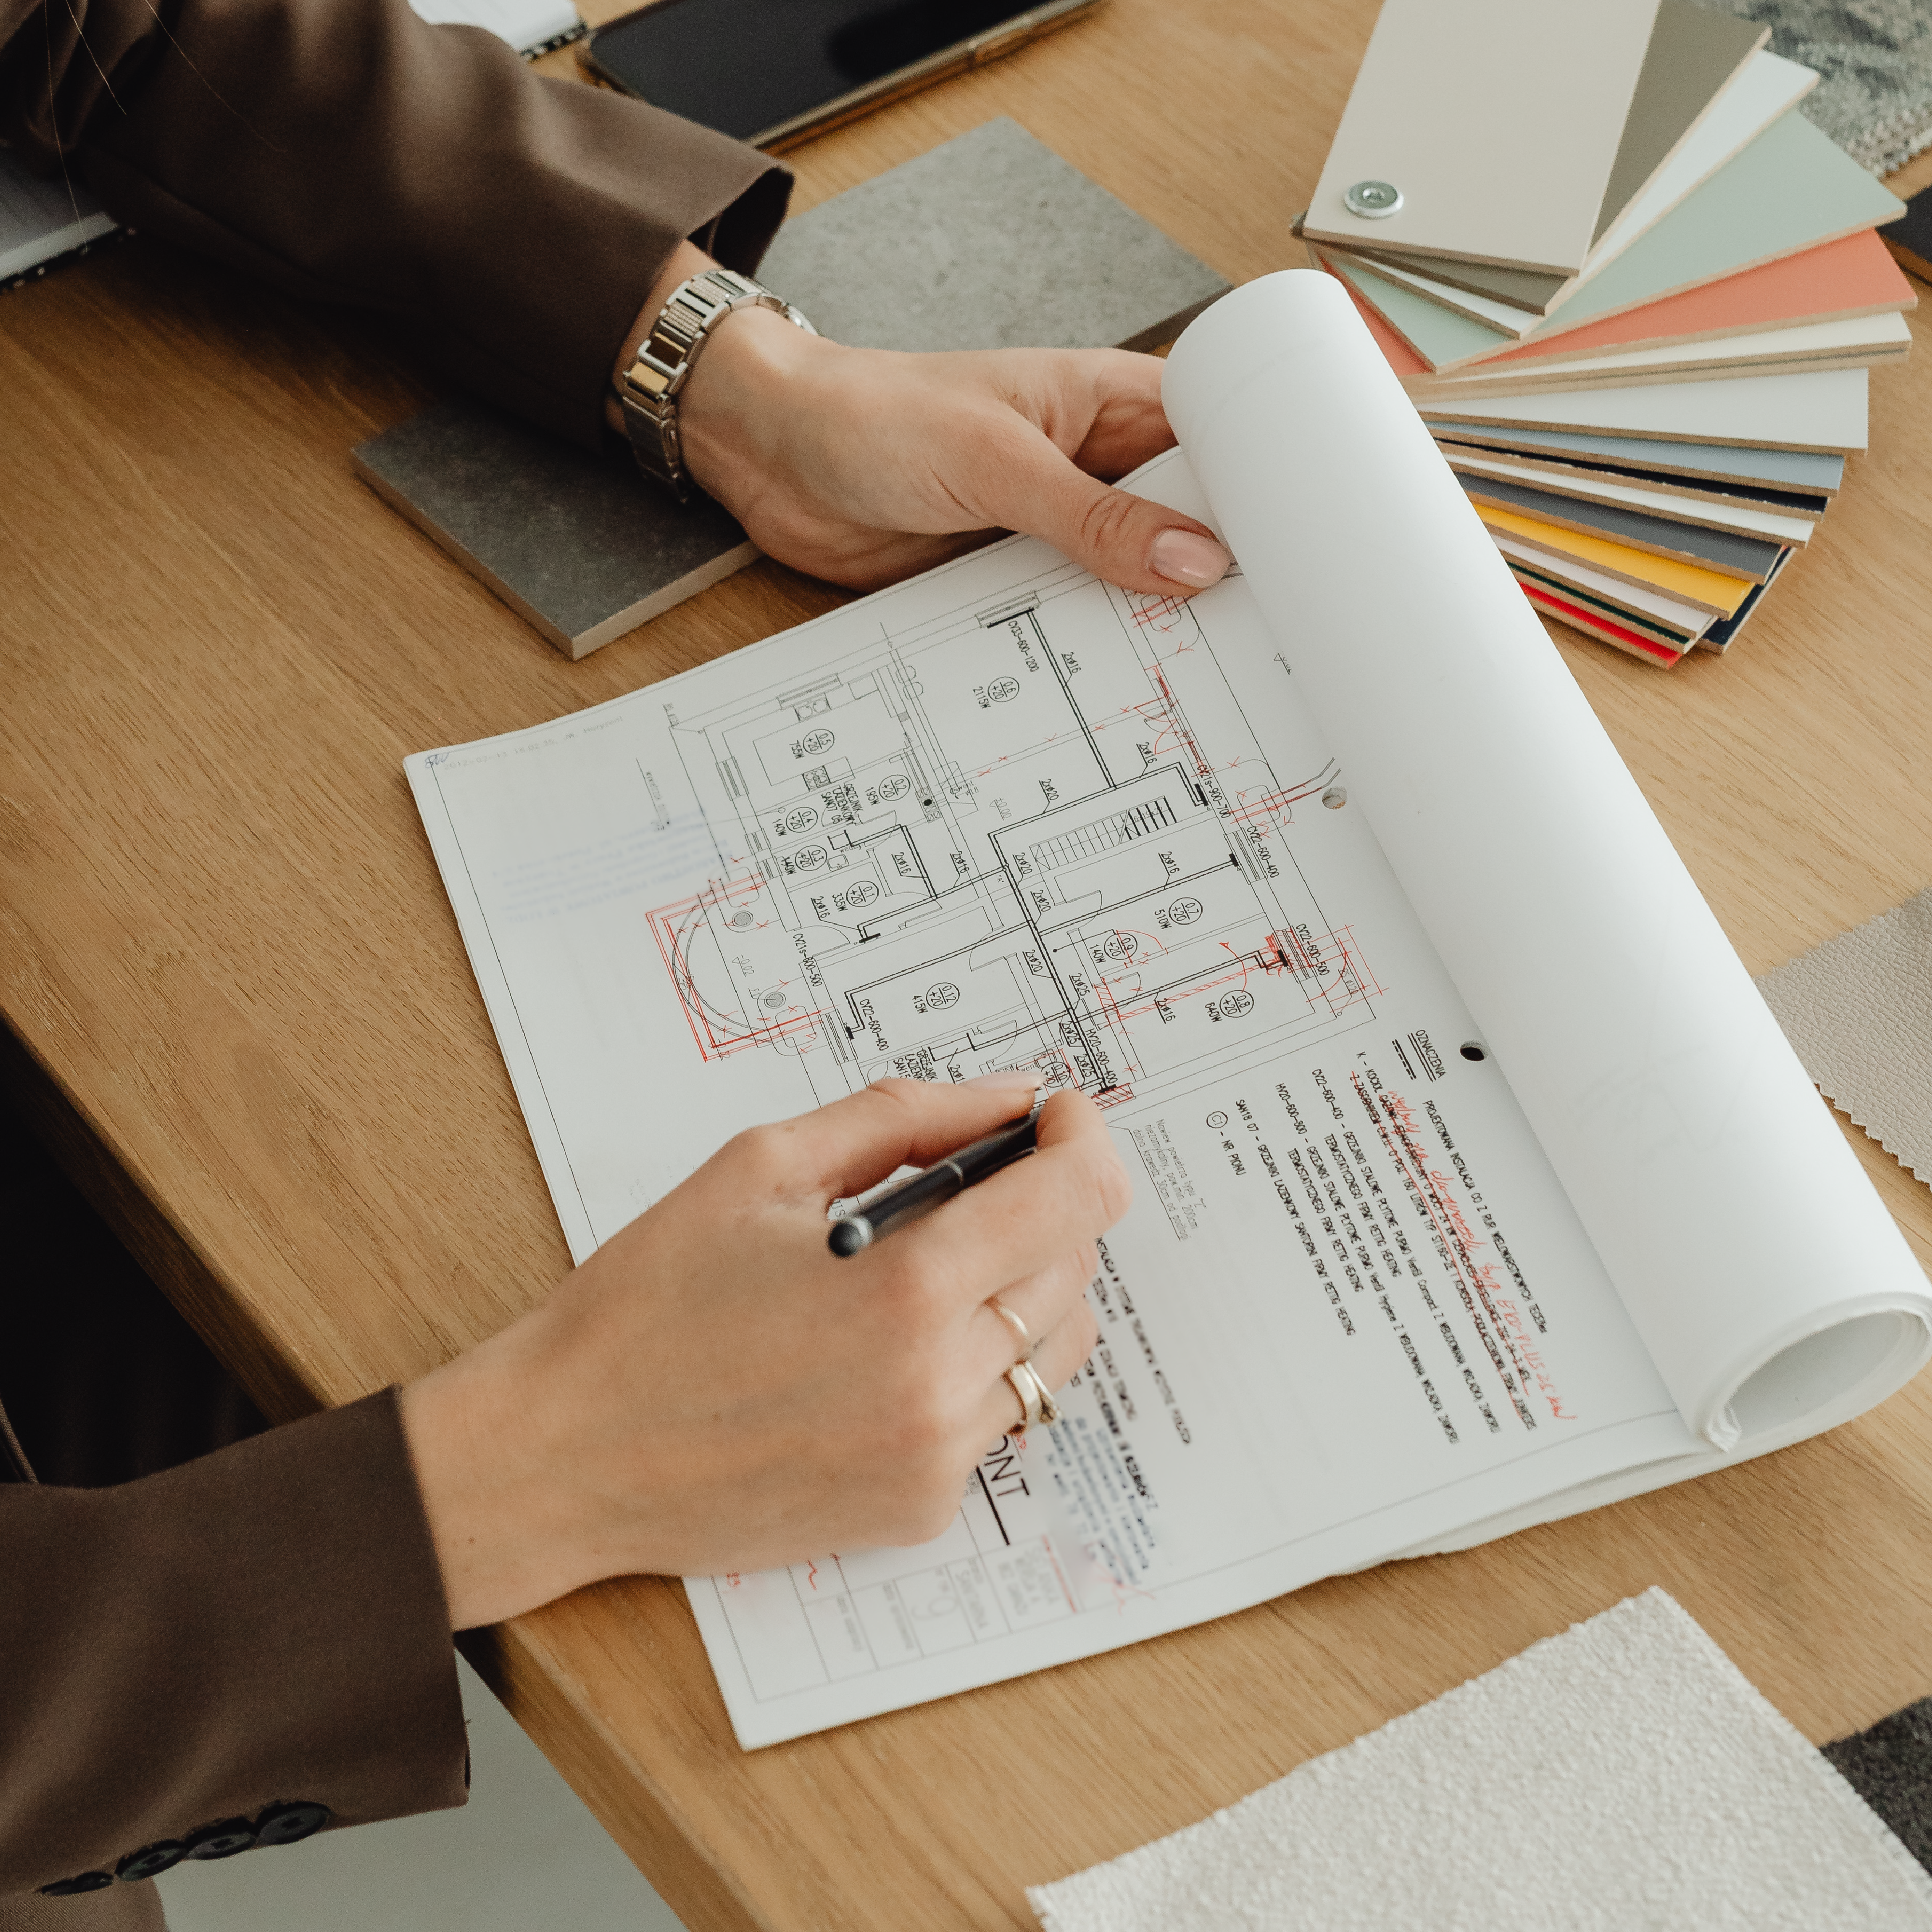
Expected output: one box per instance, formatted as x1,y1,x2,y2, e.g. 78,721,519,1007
1344,180,1402,219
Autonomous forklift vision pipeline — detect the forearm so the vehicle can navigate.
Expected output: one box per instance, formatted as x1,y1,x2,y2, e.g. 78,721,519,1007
0,0,788,445
399,1315,599,1632
605,239,719,436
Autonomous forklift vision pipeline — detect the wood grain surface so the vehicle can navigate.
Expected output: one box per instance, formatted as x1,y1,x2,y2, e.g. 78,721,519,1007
5,3,1932,1926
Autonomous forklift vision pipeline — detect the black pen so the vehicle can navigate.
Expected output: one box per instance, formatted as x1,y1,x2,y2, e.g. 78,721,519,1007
828,1110,1040,1256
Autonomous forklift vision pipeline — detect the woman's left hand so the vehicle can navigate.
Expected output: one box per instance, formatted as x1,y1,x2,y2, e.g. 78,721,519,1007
619,242,1234,597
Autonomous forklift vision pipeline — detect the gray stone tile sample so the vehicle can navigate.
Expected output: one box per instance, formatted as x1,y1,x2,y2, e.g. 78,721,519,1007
354,406,753,659
760,116,1231,354
355,117,1229,659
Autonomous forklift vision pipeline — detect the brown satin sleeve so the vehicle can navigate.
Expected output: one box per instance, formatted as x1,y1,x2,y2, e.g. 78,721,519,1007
0,0,789,445
0,1389,466,1906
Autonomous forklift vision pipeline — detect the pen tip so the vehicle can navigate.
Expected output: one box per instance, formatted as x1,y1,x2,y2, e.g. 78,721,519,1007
827,1218,871,1258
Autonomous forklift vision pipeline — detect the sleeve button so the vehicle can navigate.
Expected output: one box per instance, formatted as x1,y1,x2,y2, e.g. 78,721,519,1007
39,1873,113,1896
253,1801,333,1847
116,1841,188,1881
184,1818,258,1860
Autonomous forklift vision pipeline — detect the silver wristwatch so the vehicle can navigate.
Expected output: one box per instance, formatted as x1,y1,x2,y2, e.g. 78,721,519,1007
616,267,816,503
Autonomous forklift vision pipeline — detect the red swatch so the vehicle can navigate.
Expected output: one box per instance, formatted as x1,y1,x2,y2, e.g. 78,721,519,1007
1514,577,1683,665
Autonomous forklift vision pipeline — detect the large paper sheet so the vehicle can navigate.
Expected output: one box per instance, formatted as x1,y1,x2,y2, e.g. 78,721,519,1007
405,273,1928,1749
1165,271,1931,1452
407,464,1702,1745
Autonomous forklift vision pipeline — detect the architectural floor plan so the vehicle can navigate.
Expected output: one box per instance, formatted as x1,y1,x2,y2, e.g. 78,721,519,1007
409,450,1701,1748
406,269,1927,1749
648,559,1378,1112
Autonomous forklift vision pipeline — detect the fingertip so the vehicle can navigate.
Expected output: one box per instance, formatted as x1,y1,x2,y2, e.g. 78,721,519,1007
963,1069,1044,1100
1148,526,1232,590
1033,1086,1099,1140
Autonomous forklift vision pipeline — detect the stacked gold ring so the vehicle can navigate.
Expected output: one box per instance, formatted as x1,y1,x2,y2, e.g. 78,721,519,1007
1005,1360,1062,1432
989,1297,1037,1360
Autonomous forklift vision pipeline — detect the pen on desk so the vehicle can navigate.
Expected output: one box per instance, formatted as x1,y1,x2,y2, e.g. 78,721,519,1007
827,1110,1040,1257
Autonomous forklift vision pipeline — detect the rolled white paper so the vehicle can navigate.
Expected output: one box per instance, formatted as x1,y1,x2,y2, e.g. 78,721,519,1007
1163,271,1930,1449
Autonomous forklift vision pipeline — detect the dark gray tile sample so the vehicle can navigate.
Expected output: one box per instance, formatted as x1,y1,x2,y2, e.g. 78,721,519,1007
356,117,1230,658
761,116,1231,353
353,406,753,660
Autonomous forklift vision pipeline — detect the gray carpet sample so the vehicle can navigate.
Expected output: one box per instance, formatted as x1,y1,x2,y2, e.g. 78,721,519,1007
1694,0,1932,172
1829,1702,1932,1877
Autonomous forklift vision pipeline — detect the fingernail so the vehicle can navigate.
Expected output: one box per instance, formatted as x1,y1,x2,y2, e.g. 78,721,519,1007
965,1070,1043,1093
1148,528,1232,589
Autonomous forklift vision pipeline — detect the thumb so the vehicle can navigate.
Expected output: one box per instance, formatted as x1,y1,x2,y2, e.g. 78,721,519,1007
991,423,1232,596
766,1072,1044,1204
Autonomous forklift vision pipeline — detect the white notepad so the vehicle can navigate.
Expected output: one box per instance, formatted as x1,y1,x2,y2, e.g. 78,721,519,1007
0,148,115,289
408,0,581,53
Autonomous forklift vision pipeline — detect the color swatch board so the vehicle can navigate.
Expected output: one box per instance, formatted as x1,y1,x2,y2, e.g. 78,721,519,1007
1582,47,1816,282
1416,367,1870,450
1475,504,1757,614
1479,231,1913,369
1588,2,1767,245
1407,310,1909,397
1305,0,1659,272
1530,110,1904,339
1426,423,1845,493
1448,453,1816,543
1458,473,1784,579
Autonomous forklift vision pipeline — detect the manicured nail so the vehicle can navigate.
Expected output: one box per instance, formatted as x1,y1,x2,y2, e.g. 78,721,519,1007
1148,528,1232,588
965,1070,1043,1093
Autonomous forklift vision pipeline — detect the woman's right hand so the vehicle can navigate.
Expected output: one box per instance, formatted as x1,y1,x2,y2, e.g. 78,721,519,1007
400,1072,1131,1630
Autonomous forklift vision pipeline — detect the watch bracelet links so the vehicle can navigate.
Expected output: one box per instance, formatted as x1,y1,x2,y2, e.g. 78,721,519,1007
616,267,816,503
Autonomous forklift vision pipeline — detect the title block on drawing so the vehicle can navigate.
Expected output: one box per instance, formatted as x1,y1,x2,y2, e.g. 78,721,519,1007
353,118,1230,660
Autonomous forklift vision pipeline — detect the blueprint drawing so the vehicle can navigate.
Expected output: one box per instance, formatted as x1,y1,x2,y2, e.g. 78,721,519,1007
648,558,1377,1113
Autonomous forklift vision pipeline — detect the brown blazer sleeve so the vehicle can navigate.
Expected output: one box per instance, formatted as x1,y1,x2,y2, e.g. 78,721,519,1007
0,1389,467,1910
0,0,790,444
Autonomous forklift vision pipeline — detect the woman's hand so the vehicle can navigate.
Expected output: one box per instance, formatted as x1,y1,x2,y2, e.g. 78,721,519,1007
614,242,1233,596
401,1073,1131,1630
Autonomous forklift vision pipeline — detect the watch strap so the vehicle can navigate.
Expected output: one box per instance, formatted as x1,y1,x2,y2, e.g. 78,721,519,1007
617,267,816,503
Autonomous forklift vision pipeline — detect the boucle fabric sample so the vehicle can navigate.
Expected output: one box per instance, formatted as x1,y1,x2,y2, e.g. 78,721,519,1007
1758,886,1932,1186
1028,1590,1932,1931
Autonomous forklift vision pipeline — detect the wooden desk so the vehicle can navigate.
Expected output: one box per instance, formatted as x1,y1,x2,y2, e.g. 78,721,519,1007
5,3,1932,1925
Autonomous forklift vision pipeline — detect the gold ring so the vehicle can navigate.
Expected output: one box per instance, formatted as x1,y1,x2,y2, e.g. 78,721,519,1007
1005,1360,1062,1432
989,1297,1036,1361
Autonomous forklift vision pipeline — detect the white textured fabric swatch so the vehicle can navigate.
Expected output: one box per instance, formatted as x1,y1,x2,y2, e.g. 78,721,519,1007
1027,1590,1932,1932
1758,888,1932,1186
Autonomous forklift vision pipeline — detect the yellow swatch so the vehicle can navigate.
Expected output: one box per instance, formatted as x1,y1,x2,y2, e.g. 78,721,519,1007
1476,505,1755,616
